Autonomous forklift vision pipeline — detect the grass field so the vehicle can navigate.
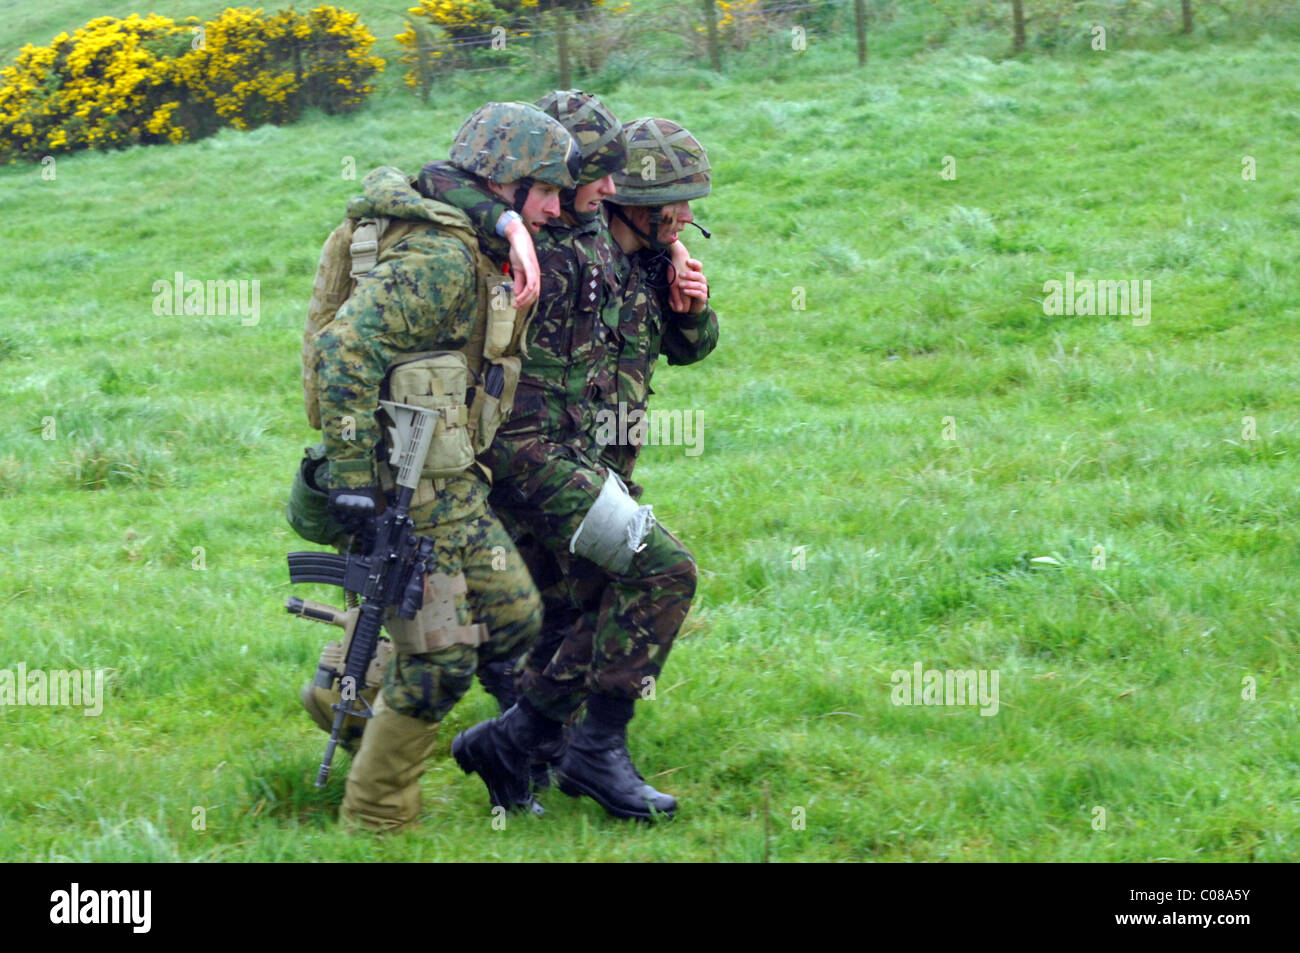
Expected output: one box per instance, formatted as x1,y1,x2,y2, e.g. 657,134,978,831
1,5,1297,861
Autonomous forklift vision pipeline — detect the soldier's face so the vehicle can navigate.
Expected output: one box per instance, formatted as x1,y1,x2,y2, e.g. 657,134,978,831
523,182,563,230
629,201,693,246
573,174,616,213
491,181,563,233
656,201,693,244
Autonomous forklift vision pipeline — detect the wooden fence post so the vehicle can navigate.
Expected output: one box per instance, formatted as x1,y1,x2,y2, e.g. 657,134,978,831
855,0,868,66
555,7,571,88
702,0,721,71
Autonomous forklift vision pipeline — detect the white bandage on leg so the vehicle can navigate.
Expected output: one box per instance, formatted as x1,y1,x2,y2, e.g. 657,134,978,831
569,472,655,574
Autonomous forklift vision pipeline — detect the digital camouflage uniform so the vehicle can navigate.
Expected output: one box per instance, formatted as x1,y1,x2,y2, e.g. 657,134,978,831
309,103,579,830
316,167,541,722
447,99,719,821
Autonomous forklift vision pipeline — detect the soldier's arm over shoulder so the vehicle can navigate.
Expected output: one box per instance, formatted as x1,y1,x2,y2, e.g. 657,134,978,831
417,162,512,240
315,231,477,487
661,301,719,367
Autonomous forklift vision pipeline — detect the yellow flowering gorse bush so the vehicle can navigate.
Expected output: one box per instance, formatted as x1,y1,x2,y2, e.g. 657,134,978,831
702,0,772,50
396,0,536,84
0,5,384,162
0,14,194,158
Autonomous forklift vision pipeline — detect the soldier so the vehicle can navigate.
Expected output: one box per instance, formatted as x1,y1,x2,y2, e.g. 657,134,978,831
539,116,716,815
443,102,718,821
598,117,717,486
415,90,626,721
309,102,580,831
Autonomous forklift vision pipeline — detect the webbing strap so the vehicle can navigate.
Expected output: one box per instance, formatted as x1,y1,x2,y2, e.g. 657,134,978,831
466,387,486,443
422,622,488,651
644,121,709,179
349,218,386,278
568,97,621,156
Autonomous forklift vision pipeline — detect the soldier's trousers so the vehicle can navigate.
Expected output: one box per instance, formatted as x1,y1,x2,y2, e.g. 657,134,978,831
380,503,541,723
488,438,696,722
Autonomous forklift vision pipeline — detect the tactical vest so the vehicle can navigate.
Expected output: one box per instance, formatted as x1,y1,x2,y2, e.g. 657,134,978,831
302,204,529,494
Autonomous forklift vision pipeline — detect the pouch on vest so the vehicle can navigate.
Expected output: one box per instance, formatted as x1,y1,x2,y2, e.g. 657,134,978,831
471,355,520,455
484,279,519,361
286,443,349,547
384,352,474,480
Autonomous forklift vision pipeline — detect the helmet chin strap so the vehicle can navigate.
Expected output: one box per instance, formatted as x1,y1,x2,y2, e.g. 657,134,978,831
609,204,671,251
511,177,534,213
560,187,595,223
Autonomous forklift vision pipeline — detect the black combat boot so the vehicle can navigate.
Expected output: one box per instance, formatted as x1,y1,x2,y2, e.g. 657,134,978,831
529,727,567,792
451,697,561,814
477,658,519,714
554,694,677,821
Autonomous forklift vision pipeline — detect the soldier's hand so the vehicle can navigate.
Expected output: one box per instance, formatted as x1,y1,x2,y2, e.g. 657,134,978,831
504,218,540,310
668,240,691,313
328,486,381,536
673,257,709,315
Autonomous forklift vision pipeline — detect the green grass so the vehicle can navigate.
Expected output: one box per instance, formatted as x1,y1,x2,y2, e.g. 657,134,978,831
1,12,1297,861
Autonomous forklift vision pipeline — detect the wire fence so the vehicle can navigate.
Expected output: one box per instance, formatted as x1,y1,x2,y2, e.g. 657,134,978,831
341,0,1297,94
384,0,854,89
412,0,842,47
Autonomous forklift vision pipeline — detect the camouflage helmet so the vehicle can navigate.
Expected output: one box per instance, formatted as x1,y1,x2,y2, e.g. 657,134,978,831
533,89,626,185
611,118,711,205
449,101,581,189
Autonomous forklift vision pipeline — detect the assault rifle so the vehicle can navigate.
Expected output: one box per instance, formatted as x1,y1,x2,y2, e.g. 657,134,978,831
285,402,437,787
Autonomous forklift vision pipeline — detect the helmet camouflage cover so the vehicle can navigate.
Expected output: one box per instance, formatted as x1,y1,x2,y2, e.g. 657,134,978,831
533,89,627,185
611,118,711,205
448,101,581,189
